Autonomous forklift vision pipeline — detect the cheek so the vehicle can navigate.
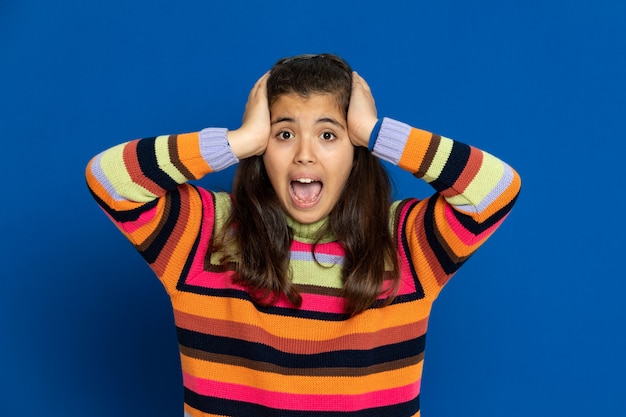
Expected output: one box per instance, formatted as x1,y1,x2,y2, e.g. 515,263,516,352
333,151,355,188
262,153,283,189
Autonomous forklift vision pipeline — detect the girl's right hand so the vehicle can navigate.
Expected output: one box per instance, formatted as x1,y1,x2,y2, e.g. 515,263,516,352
227,72,271,159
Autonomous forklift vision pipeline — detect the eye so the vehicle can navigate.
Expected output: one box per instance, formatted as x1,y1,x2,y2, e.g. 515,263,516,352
277,131,294,140
320,131,336,141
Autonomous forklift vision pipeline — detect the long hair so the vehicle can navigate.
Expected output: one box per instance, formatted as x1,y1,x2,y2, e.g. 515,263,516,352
212,54,399,315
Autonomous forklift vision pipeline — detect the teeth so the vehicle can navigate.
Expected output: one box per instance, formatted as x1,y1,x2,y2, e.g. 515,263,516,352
295,178,315,183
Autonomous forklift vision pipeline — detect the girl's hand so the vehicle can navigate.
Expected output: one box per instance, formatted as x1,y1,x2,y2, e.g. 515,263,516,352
347,72,379,148
227,72,271,159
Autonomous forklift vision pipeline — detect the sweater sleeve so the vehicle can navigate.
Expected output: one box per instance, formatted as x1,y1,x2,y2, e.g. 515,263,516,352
86,128,236,212
85,128,238,290
372,117,521,299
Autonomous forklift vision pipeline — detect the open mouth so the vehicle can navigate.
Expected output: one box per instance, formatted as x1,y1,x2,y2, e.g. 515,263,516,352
290,178,323,207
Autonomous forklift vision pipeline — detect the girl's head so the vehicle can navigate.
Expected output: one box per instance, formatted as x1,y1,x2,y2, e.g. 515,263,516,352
263,54,356,224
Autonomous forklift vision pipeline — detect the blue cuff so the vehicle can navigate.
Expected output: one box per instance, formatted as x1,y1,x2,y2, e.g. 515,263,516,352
368,119,383,151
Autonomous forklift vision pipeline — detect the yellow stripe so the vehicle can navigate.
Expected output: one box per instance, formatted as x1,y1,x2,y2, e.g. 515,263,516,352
290,260,343,288
423,135,453,183
154,134,188,183
86,159,144,212
99,142,157,202
447,151,505,208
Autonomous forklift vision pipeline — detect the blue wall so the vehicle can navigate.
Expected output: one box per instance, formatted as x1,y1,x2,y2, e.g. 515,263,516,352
2,1,624,415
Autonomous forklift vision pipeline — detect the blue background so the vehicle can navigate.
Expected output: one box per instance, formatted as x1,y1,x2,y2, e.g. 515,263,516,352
1,1,624,415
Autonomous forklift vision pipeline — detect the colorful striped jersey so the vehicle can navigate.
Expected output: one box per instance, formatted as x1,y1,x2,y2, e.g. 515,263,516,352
86,117,521,416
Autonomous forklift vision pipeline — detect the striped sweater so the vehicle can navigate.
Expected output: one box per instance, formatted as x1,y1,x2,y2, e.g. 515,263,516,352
86,117,521,416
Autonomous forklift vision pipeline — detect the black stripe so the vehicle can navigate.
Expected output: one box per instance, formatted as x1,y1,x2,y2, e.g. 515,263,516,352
136,137,180,190
423,196,463,275
140,190,181,264
428,141,471,193
185,387,419,417
87,185,158,223
397,199,426,301
176,328,425,370
452,192,520,235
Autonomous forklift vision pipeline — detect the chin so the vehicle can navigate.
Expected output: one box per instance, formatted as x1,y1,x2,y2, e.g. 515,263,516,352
289,210,325,225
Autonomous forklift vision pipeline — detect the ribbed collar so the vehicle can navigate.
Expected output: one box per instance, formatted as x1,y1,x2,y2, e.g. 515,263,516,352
285,215,336,244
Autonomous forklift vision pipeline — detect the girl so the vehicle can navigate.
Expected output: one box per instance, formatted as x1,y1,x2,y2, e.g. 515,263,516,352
86,53,520,417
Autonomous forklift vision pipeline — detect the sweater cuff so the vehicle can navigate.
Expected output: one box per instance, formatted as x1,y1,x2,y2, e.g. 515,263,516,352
199,127,239,171
371,117,412,165
367,119,383,151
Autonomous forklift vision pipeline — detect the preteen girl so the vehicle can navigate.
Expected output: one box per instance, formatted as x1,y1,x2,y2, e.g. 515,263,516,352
86,53,521,416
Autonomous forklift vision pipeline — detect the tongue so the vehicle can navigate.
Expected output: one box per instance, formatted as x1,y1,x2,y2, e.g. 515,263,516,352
292,181,322,202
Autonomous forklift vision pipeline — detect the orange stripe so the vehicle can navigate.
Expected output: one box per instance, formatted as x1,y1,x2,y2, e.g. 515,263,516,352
184,403,224,417
172,293,433,340
175,132,214,175
123,201,163,245
404,198,448,295
432,197,485,259
398,128,432,173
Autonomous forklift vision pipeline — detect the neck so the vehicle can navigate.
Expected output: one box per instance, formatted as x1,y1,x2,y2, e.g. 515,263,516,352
285,215,335,243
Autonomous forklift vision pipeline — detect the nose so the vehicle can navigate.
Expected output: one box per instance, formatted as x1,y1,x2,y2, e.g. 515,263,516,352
294,137,316,164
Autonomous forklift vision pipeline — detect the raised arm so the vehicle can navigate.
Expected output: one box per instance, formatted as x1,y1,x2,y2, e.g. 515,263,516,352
86,73,270,207
86,74,271,215
348,72,521,298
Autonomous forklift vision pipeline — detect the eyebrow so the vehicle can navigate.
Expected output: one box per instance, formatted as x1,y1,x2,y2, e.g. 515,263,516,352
271,117,296,125
271,116,346,130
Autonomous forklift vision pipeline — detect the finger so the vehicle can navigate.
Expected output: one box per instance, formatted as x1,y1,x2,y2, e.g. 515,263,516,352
352,72,371,92
255,72,270,90
248,72,269,100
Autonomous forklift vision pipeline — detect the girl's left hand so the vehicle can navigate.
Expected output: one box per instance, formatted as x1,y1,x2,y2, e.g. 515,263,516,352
347,72,379,148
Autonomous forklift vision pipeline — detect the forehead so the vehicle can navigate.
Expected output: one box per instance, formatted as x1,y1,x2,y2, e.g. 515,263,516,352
270,92,345,119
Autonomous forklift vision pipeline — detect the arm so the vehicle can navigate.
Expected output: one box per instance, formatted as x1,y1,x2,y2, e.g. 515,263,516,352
375,118,521,297
85,74,271,290
85,129,237,226
85,73,271,238
348,73,521,298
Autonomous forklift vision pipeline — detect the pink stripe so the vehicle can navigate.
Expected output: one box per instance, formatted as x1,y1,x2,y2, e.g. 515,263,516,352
291,240,344,256
394,201,418,295
444,204,505,245
183,371,420,411
274,291,345,313
396,270,418,296
118,205,158,233
186,189,217,277
184,269,346,313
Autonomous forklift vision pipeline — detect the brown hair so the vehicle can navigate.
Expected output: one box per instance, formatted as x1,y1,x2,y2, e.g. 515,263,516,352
213,54,399,315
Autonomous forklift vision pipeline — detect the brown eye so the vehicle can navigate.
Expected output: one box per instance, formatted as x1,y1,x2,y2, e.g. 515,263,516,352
278,131,293,140
320,131,336,141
